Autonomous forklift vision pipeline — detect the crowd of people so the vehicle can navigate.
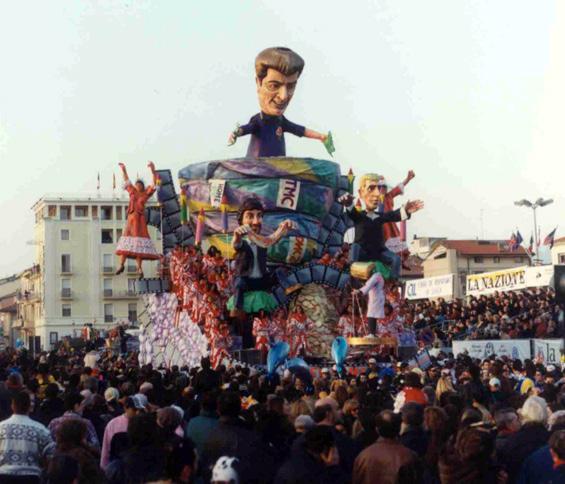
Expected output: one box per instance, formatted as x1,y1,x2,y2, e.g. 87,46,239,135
1,334,565,483
405,287,561,346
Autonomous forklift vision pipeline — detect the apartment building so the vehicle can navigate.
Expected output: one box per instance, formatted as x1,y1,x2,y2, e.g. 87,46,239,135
27,194,159,350
423,240,530,298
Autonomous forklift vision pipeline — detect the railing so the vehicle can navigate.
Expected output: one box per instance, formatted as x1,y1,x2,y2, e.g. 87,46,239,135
103,290,138,299
104,315,114,323
103,289,113,297
102,266,114,274
61,288,72,298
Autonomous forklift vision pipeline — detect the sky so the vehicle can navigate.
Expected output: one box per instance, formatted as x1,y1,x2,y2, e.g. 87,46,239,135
1,0,564,276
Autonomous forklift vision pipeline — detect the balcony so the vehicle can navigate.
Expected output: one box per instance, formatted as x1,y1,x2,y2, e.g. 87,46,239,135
60,269,73,276
17,290,40,303
60,288,73,299
103,290,138,300
102,266,114,274
104,315,114,323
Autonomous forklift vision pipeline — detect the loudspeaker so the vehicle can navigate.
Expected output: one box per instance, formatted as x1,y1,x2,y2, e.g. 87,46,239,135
555,265,565,304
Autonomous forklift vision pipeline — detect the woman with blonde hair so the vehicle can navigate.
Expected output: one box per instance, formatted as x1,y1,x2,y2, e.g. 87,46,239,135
436,370,455,402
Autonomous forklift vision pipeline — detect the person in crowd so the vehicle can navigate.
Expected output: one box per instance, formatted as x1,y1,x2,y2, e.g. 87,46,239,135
35,382,65,426
394,371,428,413
275,425,348,484
399,402,429,458
100,394,146,469
48,392,100,452
53,418,105,484
0,391,54,482
352,409,419,484
185,390,219,455
498,395,551,483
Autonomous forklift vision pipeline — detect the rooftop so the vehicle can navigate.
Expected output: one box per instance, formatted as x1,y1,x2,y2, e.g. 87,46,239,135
433,239,529,257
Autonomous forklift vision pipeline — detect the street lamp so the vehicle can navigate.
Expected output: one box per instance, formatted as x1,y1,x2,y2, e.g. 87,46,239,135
514,197,554,264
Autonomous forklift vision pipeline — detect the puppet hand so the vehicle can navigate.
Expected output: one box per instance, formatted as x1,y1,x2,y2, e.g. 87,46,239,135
279,220,295,232
228,132,237,146
407,170,415,180
338,193,354,207
147,161,155,171
405,200,424,214
234,225,249,236
118,162,125,169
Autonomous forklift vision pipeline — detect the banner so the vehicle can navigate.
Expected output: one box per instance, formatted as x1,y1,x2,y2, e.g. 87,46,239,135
276,179,301,210
466,266,528,297
406,274,454,300
532,339,563,365
208,179,226,208
452,339,531,361
525,265,554,288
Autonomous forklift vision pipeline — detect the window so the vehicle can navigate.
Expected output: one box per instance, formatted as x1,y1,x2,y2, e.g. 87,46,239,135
116,229,123,240
101,206,113,220
127,262,137,273
128,303,137,322
60,206,71,220
103,278,112,297
493,256,500,263
474,256,484,263
61,279,71,297
127,278,137,294
49,332,58,345
103,254,113,272
101,229,113,244
434,252,447,260
92,206,98,219
61,254,71,273
48,205,57,217
62,304,71,317
104,304,114,323
61,229,70,241
559,254,565,264
75,205,88,217
116,206,123,221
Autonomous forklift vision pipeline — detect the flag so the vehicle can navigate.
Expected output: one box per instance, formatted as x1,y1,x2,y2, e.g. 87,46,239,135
507,232,516,251
112,173,116,190
543,227,557,249
97,172,100,190
347,168,354,192
528,234,534,255
323,131,335,157
220,194,228,234
515,230,524,248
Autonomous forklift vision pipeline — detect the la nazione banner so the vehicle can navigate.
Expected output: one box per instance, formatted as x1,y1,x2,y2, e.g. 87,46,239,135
466,266,529,296
466,265,554,296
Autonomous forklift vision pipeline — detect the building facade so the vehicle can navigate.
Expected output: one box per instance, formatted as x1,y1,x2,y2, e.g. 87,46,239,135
27,194,159,350
551,237,565,266
423,240,530,298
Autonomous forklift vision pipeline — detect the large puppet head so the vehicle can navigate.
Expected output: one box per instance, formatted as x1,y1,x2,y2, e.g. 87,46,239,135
237,197,264,234
255,47,305,117
358,173,383,212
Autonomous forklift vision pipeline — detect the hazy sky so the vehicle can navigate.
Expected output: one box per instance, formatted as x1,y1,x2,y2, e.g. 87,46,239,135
1,1,564,276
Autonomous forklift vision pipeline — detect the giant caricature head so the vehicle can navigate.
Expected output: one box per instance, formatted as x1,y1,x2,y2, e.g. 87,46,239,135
358,173,383,212
237,197,264,234
255,47,305,117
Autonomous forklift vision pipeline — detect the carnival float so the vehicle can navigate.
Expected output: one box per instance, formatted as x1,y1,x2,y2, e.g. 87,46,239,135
113,47,424,372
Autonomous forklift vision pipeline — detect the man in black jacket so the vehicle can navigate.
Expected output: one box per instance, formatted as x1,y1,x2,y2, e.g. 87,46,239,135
340,173,423,279
231,197,292,315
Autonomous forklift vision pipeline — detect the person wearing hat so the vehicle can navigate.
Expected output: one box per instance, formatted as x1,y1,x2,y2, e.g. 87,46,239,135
100,395,146,470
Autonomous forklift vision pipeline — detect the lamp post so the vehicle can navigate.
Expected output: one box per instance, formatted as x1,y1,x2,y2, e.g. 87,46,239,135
514,197,554,264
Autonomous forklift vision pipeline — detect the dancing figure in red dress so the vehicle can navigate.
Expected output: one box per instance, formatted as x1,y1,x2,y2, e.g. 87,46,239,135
252,310,271,356
115,162,160,277
210,322,232,369
288,306,312,357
